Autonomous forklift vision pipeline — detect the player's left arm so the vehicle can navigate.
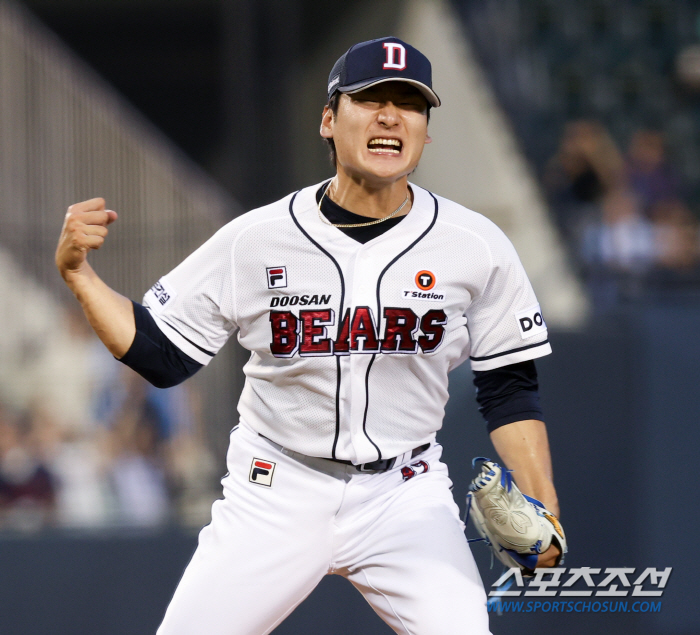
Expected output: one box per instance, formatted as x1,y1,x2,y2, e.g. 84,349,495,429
490,418,561,567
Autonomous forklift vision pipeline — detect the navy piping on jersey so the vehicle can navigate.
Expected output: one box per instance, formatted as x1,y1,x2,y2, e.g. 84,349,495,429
362,356,381,459
288,189,346,460
162,320,216,357
362,190,440,461
469,339,550,362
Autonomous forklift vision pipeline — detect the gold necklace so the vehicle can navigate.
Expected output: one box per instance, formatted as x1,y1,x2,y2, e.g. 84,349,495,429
317,179,410,228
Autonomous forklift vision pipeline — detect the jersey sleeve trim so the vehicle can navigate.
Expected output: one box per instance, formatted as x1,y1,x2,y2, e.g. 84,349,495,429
148,310,216,366
470,338,550,362
162,321,216,357
470,340,552,371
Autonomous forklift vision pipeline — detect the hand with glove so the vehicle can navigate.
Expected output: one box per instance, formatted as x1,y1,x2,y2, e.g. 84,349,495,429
467,457,566,575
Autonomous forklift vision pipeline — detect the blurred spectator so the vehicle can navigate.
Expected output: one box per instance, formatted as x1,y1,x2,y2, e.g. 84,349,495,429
548,120,700,309
0,321,217,533
651,199,700,271
544,120,625,237
51,429,110,528
0,406,56,531
626,130,682,215
96,366,216,528
580,188,655,309
107,400,169,528
647,199,700,291
676,44,700,92
581,189,655,274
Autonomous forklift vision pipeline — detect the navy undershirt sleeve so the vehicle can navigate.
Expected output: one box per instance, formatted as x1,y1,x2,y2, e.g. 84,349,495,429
473,360,543,433
118,301,203,389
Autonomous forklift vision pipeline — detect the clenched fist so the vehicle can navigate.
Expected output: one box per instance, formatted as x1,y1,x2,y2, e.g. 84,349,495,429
56,198,118,279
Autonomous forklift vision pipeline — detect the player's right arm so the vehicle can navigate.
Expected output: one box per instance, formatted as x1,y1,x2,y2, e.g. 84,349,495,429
55,197,135,358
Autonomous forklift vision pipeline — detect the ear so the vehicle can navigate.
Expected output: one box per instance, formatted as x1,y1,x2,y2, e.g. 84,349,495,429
424,132,432,145
320,105,334,140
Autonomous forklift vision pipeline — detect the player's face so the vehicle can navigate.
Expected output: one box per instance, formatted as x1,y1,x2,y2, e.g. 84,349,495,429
320,82,432,185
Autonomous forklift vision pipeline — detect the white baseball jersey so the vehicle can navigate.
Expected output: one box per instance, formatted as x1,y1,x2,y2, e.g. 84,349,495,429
143,181,551,465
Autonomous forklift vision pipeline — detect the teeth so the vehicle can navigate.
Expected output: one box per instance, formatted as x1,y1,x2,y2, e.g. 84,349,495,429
369,138,401,146
369,147,400,154
368,138,402,154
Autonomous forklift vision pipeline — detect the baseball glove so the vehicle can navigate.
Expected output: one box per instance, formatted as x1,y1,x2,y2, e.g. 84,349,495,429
466,458,567,575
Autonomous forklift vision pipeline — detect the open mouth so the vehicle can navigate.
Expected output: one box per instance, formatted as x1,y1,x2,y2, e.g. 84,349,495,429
367,138,402,155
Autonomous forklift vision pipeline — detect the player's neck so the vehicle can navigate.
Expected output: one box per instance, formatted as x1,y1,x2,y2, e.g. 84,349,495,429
329,171,412,220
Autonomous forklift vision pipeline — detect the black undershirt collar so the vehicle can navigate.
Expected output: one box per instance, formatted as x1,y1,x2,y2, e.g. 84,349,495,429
315,182,407,244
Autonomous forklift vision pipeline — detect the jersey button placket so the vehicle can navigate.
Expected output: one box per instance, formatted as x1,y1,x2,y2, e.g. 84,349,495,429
347,250,381,463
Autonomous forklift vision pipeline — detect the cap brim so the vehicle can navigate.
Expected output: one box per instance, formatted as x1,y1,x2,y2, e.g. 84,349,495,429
339,77,441,108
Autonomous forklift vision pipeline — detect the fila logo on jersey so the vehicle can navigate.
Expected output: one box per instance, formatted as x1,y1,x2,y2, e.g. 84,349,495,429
267,266,287,289
515,305,546,340
269,306,447,358
383,42,406,70
249,458,276,487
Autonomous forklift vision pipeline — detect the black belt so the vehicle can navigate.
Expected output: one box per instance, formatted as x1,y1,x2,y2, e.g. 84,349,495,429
329,443,431,473
259,434,430,473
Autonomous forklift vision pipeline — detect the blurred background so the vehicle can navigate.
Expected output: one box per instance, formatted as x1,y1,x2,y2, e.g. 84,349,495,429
0,0,698,633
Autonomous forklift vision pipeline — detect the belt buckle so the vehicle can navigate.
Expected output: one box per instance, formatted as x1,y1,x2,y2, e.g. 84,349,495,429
356,457,394,473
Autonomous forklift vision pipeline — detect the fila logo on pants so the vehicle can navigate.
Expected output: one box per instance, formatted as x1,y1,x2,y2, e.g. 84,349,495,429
269,306,447,358
249,458,276,487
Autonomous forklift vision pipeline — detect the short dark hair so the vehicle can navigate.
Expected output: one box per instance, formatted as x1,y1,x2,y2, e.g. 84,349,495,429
324,92,342,166
323,92,431,167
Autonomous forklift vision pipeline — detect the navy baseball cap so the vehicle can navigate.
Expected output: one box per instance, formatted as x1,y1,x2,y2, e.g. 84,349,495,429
327,37,441,108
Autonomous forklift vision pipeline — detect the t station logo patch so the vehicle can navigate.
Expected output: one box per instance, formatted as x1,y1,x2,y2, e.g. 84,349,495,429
415,270,436,291
266,266,287,289
402,270,444,302
249,458,276,487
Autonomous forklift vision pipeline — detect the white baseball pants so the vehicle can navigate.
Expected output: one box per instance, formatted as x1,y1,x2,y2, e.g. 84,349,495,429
156,422,491,635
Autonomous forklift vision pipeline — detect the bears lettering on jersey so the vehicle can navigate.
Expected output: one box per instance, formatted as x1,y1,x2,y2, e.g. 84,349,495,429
381,308,420,354
269,312,301,358
350,307,381,353
269,307,447,358
300,310,336,356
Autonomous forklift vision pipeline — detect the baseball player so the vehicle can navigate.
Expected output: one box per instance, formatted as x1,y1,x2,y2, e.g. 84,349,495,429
56,37,561,634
